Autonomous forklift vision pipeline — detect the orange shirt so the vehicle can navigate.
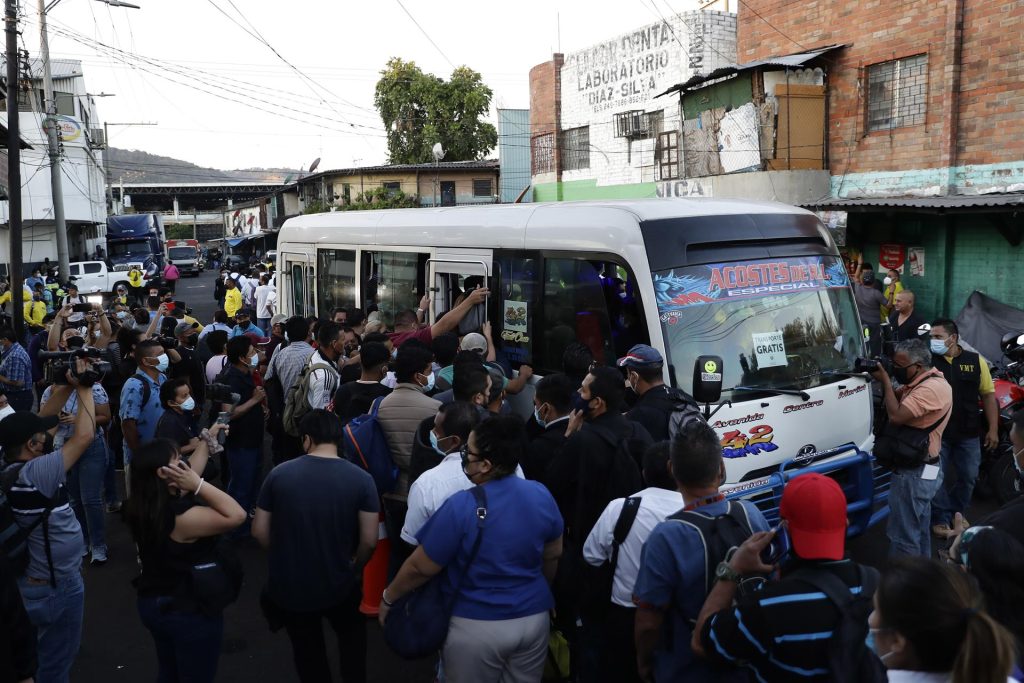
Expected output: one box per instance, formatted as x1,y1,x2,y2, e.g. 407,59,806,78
895,368,953,457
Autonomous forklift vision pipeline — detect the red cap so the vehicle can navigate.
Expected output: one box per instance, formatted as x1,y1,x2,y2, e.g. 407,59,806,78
779,473,848,561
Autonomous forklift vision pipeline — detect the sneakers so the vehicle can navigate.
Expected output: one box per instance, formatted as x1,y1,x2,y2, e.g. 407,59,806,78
90,548,108,565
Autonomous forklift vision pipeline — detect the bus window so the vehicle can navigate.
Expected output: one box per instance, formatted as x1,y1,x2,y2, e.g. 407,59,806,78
493,251,540,368
361,251,427,328
543,258,616,369
317,249,356,316
290,264,305,317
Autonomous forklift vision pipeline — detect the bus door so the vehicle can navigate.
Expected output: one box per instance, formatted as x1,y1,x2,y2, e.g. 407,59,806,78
425,249,493,331
281,251,314,318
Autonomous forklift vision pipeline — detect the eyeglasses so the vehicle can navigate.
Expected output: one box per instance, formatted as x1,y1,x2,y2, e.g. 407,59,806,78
588,361,600,374
460,445,484,470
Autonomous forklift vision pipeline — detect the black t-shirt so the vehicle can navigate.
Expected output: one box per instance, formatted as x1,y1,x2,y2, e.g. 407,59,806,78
888,310,928,342
339,362,361,385
170,346,206,405
256,455,379,611
135,495,219,597
221,365,264,449
332,381,391,425
984,496,1024,548
154,409,196,449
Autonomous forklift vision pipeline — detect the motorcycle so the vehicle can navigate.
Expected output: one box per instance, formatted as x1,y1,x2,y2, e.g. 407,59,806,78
975,331,1024,504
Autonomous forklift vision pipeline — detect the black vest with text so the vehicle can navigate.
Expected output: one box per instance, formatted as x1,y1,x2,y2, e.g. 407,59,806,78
932,350,981,439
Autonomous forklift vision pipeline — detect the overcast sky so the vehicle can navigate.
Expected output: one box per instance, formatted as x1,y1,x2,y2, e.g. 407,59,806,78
23,0,703,173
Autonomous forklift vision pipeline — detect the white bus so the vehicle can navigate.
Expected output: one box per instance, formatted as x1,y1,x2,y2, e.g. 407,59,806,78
277,198,886,531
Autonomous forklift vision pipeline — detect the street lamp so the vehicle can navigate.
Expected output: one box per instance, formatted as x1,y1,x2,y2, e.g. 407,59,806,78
38,0,140,282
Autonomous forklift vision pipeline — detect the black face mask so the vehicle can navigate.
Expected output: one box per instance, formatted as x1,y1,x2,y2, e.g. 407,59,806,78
185,334,200,347
892,363,915,385
66,336,85,349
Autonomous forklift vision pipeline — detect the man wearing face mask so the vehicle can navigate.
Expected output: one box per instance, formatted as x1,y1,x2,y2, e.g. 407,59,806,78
169,321,206,411
870,339,953,557
620,344,700,443
120,339,171,472
523,373,575,481
305,322,344,411
0,327,34,411
331,341,391,426
928,318,999,539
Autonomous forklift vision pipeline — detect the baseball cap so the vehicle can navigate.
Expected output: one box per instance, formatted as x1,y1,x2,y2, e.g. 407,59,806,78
617,344,664,369
0,411,59,449
174,322,199,336
460,332,488,354
779,473,848,561
270,313,287,327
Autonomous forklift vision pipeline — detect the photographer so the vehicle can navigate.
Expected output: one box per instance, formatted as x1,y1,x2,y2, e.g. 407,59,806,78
40,356,112,565
870,339,953,557
1,359,97,683
0,327,34,410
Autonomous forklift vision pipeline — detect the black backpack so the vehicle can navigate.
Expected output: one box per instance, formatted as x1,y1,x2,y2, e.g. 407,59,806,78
667,501,758,595
666,390,707,441
1,463,59,586
788,565,887,683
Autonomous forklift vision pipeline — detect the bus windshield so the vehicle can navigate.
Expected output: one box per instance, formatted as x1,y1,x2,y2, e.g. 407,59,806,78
653,255,861,397
168,247,196,260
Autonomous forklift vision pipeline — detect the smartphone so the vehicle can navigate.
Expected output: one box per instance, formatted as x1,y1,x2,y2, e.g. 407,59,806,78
215,411,231,445
71,303,92,313
760,526,791,565
165,302,175,312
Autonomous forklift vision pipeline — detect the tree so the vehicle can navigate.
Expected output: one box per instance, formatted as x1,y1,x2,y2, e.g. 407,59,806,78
374,58,498,164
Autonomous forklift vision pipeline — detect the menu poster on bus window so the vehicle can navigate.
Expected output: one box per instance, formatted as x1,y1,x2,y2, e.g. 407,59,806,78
501,300,530,343
654,256,850,316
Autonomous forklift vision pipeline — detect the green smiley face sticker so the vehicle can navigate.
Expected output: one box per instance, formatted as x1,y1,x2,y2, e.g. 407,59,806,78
704,360,718,374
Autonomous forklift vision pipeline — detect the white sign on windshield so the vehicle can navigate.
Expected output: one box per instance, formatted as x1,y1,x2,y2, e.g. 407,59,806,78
753,331,787,368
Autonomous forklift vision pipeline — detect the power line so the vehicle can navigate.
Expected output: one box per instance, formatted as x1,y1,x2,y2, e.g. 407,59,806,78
394,0,456,70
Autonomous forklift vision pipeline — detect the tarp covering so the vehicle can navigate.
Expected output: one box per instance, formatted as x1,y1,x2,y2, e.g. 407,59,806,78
955,291,1024,366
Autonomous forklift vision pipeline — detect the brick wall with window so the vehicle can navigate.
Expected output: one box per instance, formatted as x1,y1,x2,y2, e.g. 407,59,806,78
736,0,1024,176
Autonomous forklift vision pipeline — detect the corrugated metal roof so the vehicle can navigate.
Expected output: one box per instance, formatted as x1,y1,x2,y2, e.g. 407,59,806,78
803,194,1024,212
657,44,844,97
299,159,499,184
26,58,83,80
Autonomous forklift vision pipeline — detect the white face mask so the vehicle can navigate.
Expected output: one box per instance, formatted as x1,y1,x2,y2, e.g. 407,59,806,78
0,405,15,420
883,277,893,287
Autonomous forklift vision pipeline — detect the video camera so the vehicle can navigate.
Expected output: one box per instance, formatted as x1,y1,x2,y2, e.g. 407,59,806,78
38,347,111,387
853,355,893,375
155,336,179,350
208,383,241,445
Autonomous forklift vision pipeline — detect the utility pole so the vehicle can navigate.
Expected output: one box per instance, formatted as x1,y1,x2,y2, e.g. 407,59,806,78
37,0,70,283
6,0,24,340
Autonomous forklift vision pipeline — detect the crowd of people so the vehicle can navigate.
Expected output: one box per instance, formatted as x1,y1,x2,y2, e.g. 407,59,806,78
1,263,1023,683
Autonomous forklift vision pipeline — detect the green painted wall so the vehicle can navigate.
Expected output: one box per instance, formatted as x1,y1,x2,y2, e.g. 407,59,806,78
850,214,1024,323
533,178,657,202
682,74,753,120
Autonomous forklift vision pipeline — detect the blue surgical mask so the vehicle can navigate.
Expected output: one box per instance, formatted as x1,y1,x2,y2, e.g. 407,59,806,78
179,396,196,412
930,338,949,355
250,353,260,367
391,348,398,360
116,311,128,320
865,628,895,665
154,353,169,372
429,430,449,456
534,405,548,428
420,371,435,393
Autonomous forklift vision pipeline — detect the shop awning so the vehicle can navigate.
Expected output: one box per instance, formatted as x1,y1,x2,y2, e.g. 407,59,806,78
803,193,1024,213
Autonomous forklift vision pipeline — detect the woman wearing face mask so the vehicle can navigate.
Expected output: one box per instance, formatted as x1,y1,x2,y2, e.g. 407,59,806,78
217,336,267,539
868,555,1017,683
155,378,224,461
380,416,563,682
125,435,243,683
882,269,904,319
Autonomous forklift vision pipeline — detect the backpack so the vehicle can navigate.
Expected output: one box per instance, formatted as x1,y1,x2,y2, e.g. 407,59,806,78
590,421,648,484
666,389,707,441
281,361,334,437
342,396,399,495
1,463,59,586
788,565,887,683
125,375,153,413
667,500,758,596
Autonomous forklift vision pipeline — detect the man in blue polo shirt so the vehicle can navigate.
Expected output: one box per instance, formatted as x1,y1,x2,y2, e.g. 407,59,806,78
119,339,167,470
633,421,769,682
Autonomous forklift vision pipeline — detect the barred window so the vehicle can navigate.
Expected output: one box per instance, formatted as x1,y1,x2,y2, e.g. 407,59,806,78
561,126,590,171
656,131,679,180
473,179,493,197
532,133,555,174
866,54,928,132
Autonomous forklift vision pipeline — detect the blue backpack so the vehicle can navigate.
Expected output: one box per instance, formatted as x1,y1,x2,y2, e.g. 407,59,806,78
342,397,399,495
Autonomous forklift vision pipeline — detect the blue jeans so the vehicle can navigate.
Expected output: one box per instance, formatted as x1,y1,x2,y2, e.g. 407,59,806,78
137,595,224,683
226,446,261,536
931,436,982,527
18,572,85,683
67,436,109,555
257,318,271,335
888,462,945,557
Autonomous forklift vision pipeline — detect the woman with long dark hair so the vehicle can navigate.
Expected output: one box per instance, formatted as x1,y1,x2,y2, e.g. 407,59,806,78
869,555,1018,683
125,432,244,682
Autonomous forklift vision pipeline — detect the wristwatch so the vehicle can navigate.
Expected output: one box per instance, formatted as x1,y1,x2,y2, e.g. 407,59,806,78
715,561,742,584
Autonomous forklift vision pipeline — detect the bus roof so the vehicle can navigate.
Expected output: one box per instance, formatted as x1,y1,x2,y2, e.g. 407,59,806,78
277,198,817,251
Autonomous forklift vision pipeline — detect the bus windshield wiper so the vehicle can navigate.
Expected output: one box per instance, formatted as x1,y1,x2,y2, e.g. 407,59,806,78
729,386,812,401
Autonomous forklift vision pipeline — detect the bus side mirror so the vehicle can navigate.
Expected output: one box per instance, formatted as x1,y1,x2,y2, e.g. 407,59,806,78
692,355,724,404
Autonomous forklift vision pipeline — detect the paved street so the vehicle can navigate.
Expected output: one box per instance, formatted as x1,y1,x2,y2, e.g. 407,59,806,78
66,269,999,682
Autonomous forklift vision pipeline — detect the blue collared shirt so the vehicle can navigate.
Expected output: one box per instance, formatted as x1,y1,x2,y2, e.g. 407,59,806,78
0,342,33,392
230,323,263,338
119,369,165,463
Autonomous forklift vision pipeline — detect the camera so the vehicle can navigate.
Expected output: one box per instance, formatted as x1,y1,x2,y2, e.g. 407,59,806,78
38,347,111,387
156,336,179,350
854,355,893,375
71,303,93,313
208,383,241,406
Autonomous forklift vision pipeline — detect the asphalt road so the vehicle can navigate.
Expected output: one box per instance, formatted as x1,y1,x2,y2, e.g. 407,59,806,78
67,269,999,681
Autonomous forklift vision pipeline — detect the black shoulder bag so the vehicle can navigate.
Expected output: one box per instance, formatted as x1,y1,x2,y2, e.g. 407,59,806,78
579,496,641,620
384,485,487,660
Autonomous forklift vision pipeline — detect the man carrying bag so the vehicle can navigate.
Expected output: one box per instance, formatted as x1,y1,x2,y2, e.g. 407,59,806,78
870,339,952,557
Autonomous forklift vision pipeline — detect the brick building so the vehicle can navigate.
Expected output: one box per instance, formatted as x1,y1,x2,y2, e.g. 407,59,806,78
734,0,1024,320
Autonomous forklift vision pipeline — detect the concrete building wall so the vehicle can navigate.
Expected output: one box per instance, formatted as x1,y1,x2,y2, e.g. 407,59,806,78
736,0,1024,198
530,12,736,200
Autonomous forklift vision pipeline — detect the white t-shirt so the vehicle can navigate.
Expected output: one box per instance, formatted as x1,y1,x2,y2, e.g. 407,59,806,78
205,355,228,384
583,487,685,607
255,285,276,319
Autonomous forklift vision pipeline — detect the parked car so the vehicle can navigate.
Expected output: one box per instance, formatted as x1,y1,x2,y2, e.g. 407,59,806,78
67,260,149,295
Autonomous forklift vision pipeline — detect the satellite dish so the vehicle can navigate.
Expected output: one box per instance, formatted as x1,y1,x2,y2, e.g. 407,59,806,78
431,143,445,162
308,157,321,173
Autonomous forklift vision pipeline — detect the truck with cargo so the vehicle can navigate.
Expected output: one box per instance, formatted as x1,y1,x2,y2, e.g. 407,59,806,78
166,239,203,277
106,213,166,282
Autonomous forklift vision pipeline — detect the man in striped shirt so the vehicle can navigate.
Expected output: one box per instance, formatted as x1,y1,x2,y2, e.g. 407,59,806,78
692,473,882,682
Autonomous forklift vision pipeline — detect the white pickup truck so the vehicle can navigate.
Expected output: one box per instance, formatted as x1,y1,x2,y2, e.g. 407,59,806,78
67,261,139,294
